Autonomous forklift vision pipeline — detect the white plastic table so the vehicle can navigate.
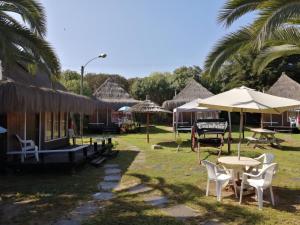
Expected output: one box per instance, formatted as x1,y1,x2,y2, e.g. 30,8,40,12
218,156,261,180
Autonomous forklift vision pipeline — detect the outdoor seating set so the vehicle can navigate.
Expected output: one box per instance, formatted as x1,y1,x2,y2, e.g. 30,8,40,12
202,153,277,210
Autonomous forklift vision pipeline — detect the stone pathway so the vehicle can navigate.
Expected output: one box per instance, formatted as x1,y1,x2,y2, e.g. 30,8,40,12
53,143,217,224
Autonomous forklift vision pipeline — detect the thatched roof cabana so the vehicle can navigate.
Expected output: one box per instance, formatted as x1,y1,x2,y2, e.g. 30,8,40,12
93,78,140,110
267,73,300,101
0,66,96,114
162,79,213,110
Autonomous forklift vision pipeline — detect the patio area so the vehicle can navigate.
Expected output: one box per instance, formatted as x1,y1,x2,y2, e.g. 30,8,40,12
0,126,299,225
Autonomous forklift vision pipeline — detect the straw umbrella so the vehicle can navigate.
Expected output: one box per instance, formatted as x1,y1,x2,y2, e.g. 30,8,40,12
131,97,171,143
199,86,300,159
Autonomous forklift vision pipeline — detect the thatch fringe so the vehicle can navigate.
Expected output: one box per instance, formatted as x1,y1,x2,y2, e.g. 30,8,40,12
93,78,140,110
162,79,213,110
267,73,300,101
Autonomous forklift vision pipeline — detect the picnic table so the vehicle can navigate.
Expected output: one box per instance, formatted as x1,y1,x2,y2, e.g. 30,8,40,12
246,128,281,148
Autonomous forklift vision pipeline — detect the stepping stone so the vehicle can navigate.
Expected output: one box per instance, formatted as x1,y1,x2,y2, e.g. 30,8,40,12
105,168,121,175
92,192,115,201
104,174,122,181
144,196,169,207
104,163,119,168
52,219,80,225
200,219,224,225
162,204,199,219
127,184,152,194
70,202,98,219
98,181,119,191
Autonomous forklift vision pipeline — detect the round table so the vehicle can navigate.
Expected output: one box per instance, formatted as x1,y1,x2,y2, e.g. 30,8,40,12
218,156,261,168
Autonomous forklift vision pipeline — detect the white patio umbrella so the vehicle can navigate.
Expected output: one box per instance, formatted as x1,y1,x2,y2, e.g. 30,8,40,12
199,86,300,159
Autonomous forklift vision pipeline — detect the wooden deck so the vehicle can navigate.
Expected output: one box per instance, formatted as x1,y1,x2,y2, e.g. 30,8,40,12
5,145,99,172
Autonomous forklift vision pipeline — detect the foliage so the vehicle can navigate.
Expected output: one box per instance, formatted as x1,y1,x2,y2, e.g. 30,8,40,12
130,66,203,104
130,72,174,105
0,0,60,78
205,0,300,77
202,51,300,93
60,70,92,96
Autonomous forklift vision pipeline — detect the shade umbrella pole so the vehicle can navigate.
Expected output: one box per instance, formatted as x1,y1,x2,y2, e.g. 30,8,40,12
238,110,243,160
228,112,232,153
147,113,150,143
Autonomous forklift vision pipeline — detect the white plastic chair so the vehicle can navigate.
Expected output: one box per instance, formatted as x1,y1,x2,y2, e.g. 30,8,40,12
240,163,277,210
248,153,274,174
202,160,236,201
15,134,39,162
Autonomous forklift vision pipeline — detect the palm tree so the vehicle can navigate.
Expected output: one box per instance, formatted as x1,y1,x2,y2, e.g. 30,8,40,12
0,0,60,78
205,0,300,76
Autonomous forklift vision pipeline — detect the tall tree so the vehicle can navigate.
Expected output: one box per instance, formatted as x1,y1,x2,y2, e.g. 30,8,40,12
205,0,300,76
0,0,60,77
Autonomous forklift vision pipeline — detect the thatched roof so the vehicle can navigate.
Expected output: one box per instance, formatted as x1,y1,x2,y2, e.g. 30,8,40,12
0,66,96,114
130,99,171,114
93,78,140,110
267,73,300,101
162,79,213,110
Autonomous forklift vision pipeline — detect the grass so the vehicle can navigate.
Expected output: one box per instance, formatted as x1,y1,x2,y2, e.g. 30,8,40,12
0,125,300,225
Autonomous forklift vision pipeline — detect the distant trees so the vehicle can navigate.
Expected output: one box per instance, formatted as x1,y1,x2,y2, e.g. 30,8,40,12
60,66,204,104
60,70,92,96
130,66,203,104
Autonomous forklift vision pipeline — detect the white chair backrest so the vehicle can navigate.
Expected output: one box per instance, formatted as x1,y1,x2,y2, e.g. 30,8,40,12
260,163,277,187
202,160,217,179
262,153,275,170
68,129,75,137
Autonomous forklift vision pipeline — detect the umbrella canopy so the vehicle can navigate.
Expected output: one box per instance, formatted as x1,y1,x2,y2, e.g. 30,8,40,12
199,86,300,159
200,86,300,114
118,106,131,112
0,126,7,134
131,99,171,143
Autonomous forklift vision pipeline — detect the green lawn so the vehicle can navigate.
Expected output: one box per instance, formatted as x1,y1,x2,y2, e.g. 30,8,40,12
1,126,300,225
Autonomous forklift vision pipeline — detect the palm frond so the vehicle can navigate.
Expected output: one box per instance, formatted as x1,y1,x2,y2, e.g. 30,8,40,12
204,26,255,77
253,0,300,48
253,44,300,74
218,0,265,27
0,0,46,36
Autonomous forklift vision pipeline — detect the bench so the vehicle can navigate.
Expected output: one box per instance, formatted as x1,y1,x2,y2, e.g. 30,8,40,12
191,119,228,157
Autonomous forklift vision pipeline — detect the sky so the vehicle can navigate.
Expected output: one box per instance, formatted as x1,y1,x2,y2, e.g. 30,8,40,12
41,0,254,78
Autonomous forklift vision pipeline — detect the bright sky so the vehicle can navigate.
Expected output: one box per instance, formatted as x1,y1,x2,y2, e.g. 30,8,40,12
42,0,254,78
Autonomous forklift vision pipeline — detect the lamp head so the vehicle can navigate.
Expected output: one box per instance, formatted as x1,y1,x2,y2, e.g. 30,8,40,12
98,53,107,58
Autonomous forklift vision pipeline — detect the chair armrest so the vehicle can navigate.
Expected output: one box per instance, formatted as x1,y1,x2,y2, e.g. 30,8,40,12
242,172,262,181
254,154,264,161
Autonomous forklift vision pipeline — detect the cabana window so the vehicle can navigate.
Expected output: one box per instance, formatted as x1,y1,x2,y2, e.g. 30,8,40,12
45,112,67,141
45,112,53,141
60,113,67,137
53,113,59,138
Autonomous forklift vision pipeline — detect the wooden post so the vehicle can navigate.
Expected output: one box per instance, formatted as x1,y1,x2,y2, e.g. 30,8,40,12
147,113,150,143
238,110,243,160
227,112,232,154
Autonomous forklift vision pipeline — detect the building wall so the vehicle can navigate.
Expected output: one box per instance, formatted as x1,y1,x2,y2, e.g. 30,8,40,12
90,107,113,126
5,112,69,152
262,111,298,127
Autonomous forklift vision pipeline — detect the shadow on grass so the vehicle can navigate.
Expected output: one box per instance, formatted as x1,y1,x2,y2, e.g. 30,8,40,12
85,173,267,225
0,150,139,225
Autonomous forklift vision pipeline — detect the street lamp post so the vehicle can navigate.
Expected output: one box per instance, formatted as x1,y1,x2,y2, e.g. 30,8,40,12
80,53,107,136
